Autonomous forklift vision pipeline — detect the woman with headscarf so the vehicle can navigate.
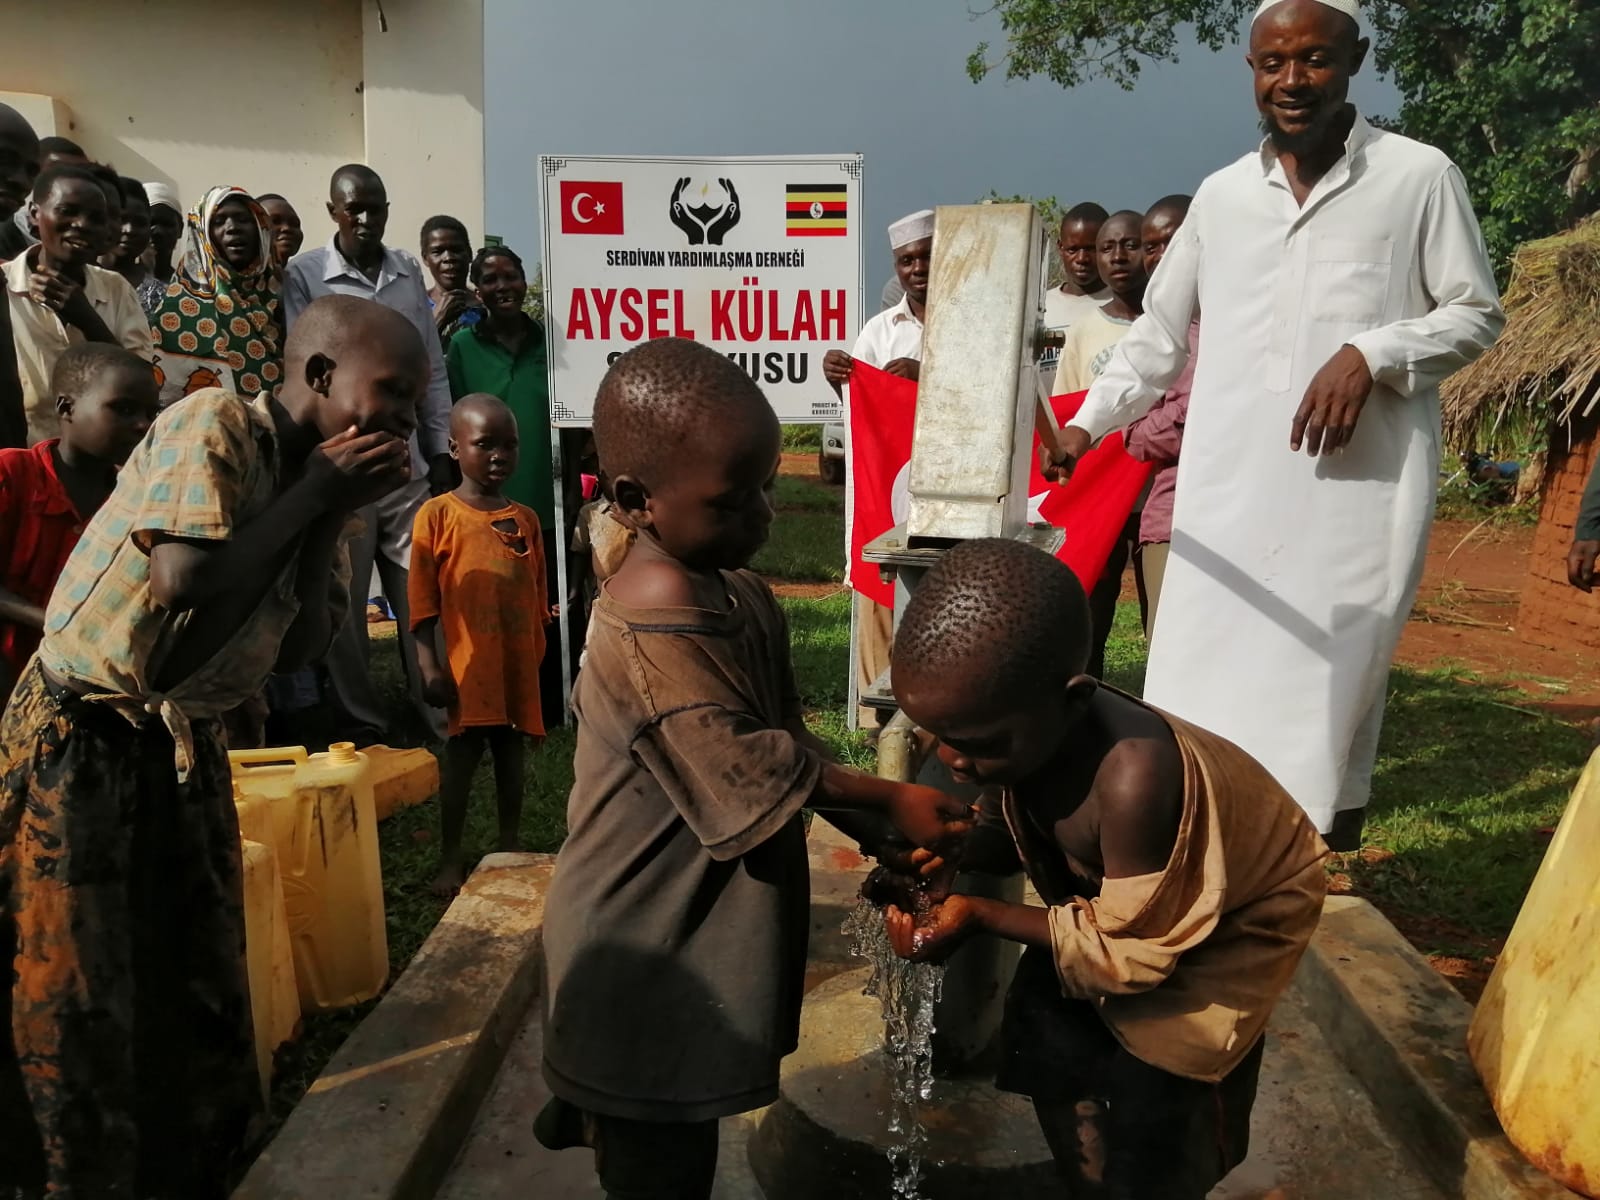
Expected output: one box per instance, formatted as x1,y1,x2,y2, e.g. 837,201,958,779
149,185,282,405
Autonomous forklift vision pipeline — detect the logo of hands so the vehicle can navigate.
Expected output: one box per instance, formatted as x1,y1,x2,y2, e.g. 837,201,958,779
669,177,741,246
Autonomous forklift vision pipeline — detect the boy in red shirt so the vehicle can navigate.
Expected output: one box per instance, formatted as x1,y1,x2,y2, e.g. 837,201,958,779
0,342,156,699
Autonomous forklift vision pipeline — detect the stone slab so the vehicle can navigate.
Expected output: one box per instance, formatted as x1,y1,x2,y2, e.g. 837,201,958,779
433,974,766,1200
236,853,554,1200
1300,896,1575,1200
442,963,1452,1200
1212,980,1447,1200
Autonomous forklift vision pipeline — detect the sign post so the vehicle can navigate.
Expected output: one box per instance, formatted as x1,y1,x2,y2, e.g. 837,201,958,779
537,154,865,713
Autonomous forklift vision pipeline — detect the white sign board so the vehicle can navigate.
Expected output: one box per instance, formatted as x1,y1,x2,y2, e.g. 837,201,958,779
538,154,862,426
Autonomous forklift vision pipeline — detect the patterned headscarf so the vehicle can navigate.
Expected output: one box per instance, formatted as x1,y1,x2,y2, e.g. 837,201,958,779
150,185,283,403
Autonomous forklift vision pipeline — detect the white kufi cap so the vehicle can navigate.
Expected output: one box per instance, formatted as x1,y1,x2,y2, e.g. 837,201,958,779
144,181,181,211
888,209,935,250
1253,0,1360,23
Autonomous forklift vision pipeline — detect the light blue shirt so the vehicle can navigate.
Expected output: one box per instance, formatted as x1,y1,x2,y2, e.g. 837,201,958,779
281,235,452,465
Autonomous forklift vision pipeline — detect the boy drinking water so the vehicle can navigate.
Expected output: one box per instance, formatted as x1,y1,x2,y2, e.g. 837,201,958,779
0,295,424,1198
0,343,157,701
410,392,551,895
884,538,1327,1200
536,338,970,1199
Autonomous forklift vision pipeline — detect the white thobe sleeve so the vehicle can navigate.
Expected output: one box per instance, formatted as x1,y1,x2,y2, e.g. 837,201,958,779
1067,220,1201,444
1346,165,1505,397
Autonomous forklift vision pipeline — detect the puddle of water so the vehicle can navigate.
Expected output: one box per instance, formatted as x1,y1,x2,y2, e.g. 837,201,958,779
844,898,945,1199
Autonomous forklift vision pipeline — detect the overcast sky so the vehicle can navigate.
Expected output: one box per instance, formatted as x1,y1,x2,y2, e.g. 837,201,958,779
484,0,1399,276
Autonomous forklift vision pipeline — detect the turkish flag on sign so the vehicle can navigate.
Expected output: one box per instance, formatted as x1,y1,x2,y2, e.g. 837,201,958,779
560,181,625,235
846,362,1153,608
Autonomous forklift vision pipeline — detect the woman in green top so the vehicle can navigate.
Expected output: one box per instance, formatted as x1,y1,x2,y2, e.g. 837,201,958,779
447,245,554,526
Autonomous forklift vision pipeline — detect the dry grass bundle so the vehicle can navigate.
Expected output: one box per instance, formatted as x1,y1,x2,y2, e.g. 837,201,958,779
1442,216,1600,453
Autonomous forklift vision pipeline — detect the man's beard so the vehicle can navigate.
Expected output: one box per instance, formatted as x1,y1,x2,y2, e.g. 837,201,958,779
1261,114,1327,157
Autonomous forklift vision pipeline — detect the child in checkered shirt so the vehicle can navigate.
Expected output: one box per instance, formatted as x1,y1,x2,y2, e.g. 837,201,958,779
0,296,421,1199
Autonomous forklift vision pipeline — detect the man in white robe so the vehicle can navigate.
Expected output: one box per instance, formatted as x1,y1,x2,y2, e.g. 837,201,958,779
1044,0,1504,847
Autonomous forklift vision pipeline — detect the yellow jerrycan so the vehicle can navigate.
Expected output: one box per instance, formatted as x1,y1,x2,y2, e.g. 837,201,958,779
229,743,389,1013
363,744,440,821
233,783,301,1088
1469,748,1600,1196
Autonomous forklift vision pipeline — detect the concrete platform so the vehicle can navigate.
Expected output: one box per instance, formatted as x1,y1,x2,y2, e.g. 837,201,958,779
242,824,1574,1199
236,853,555,1200
434,955,1449,1200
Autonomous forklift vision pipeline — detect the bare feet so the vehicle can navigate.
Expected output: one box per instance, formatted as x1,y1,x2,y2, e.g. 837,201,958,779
429,860,467,897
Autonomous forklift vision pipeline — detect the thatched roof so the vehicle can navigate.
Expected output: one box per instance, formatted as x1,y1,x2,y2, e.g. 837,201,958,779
1441,216,1600,451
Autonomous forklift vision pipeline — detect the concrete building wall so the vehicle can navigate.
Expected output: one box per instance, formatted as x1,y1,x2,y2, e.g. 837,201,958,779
1,0,364,218
362,0,486,257
0,0,483,264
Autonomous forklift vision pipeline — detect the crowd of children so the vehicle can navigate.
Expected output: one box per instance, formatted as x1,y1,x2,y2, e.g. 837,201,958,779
0,98,1330,1200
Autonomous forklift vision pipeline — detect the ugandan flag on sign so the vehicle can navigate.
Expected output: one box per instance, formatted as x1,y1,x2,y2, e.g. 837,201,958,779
786,184,847,237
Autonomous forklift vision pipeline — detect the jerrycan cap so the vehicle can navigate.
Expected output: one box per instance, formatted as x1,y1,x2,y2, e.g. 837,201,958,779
327,741,359,765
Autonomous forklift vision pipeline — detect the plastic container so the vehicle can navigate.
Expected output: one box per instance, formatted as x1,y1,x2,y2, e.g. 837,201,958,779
234,781,274,847
239,835,300,1097
1469,748,1600,1196
364,744,440,821
229,742,389,1012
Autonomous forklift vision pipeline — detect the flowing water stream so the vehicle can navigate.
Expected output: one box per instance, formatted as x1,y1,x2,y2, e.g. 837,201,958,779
844,898,945,1199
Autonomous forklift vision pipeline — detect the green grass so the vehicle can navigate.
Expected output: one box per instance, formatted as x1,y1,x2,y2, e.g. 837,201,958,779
749,470,848,582
749,513,845,582
774,473,843,513
1347,669,1584,949
1434,451,1539,527
782,423,823,452
268,451,1589,1121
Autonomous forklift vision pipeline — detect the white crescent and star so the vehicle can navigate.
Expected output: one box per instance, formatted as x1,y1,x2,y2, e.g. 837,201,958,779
570,192,606,223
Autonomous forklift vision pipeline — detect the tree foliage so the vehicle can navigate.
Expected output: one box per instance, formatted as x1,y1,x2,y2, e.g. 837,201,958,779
982,191,1069,284
967,0,1600,275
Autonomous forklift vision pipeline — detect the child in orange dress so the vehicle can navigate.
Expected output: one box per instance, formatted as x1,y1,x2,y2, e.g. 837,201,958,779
410,392,551,894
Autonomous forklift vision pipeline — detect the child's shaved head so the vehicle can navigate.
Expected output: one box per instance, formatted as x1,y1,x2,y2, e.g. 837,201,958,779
450,391,513,436
281,295,425,443
593,338,772,487
284,294,426,377
896,539,1092,709
50,342,150,401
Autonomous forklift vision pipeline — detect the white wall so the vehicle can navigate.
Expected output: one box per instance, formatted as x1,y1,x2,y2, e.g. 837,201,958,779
362,0,486,260
0,0,485,266
1,0,365,222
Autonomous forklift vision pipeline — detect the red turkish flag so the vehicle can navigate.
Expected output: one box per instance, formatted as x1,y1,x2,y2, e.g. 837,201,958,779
559,181,625,235
846,363,1152,605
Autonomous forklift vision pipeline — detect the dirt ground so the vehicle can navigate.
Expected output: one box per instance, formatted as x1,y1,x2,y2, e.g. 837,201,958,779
779,450,819,478
1399,517,1600,719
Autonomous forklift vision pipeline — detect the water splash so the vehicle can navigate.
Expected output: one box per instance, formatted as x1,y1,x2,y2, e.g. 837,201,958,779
845,898,945,1199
